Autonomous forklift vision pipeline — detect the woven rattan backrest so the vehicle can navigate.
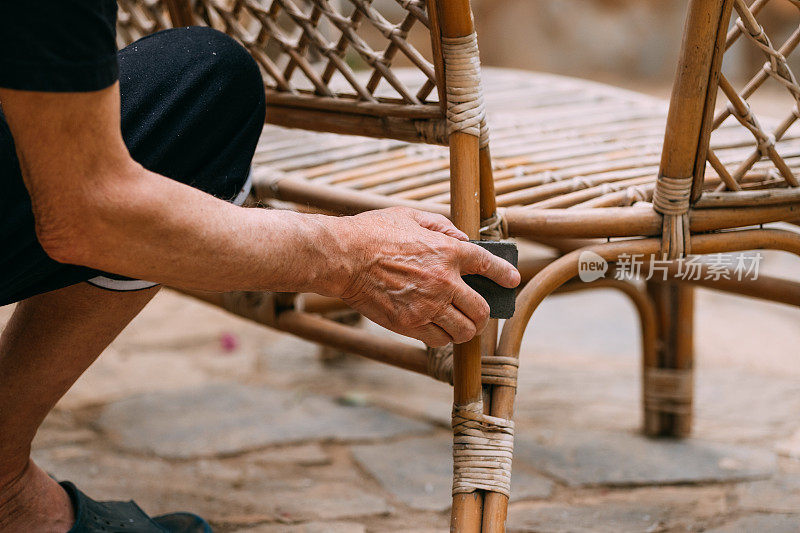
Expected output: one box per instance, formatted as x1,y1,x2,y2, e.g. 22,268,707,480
702,0,800,198
117,0,176,42
116,0,449,144
654,0,800,258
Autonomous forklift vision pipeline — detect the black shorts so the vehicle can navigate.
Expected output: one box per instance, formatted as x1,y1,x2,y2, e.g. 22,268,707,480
0,27,266,305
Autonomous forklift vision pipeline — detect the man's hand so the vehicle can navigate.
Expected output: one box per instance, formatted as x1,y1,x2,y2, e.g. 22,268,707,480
331,207,520,347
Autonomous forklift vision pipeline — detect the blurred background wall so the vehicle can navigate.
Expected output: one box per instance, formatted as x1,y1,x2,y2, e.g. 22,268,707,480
470,0,799,90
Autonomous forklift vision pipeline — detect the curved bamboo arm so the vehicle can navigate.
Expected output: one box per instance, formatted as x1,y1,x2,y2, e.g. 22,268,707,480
498,228,800,358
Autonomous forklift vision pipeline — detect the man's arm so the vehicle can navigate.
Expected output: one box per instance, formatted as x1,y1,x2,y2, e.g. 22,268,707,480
0,84,519,346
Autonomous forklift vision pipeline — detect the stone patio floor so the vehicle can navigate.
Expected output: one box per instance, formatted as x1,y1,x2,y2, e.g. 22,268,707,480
3,247,800,532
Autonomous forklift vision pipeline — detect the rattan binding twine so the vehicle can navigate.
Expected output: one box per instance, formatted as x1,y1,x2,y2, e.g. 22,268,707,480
441,33,490,148
452,400,515,498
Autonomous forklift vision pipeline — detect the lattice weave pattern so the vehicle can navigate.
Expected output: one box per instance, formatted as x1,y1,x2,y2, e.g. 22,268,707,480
117,0,173,46
452,401,514,498
115,0,439,108
706,0,800,192
194,0,438,105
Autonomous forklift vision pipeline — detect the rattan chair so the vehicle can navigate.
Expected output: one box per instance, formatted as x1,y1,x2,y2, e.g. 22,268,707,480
116,0,800,530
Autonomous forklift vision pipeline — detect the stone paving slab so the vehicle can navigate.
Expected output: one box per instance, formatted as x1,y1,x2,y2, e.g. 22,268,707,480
248,444,331,467
736,474,800,514
706,514,800,532
96,384,433,458
514,429,775,487
32,410,96,449
33,447,263,521
265,482,391,523
507,486,728,533
508,502,674,533
33,446,390,524
58,348,212,410
777,429,800,460
350,436,553,511
235,522,366,533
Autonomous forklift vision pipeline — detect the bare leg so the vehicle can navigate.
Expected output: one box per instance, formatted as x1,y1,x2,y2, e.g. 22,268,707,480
0,283,159,532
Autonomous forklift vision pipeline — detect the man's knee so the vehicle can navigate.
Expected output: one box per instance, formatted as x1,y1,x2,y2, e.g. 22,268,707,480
191,28,265,202
184,27,266,117
158,26,266,133
119,26,266,201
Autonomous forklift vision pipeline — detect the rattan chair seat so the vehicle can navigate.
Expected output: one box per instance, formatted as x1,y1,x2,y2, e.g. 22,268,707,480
255,67,800,221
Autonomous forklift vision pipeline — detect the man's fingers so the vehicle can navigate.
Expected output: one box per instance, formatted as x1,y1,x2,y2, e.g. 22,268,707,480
452,285,490,334
410,323,452,348
459,243,521,288
433,304,478,345
408,210,468,241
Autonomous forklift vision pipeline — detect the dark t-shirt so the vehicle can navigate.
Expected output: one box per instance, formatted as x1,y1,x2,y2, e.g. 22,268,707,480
0,1,119,92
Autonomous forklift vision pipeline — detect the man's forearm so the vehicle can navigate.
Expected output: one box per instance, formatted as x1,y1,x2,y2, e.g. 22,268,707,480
45,163,353,296
0,85,350,296
2,83,520,347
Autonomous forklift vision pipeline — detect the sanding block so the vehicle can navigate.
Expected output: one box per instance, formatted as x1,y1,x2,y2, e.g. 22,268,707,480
462,240,518,319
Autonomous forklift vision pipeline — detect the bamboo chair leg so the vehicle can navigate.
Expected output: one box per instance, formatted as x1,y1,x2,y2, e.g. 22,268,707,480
644,281,694,437
494,250,660,533
481,319,499,407
449,130,483,531
439,1,488,530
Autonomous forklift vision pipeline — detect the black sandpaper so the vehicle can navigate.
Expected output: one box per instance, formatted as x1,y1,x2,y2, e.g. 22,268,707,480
462,241,518,319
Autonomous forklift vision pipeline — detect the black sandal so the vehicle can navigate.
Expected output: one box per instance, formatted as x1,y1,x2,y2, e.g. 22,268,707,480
61,481,212,533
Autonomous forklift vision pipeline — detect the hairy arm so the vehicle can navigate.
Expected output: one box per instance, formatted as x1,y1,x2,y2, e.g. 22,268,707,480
0,84,519,346
1,84,344,294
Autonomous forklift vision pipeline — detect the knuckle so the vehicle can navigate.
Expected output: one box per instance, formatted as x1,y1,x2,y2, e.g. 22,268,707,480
476,305,489,326
436,237,454,251
439,240,460,260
